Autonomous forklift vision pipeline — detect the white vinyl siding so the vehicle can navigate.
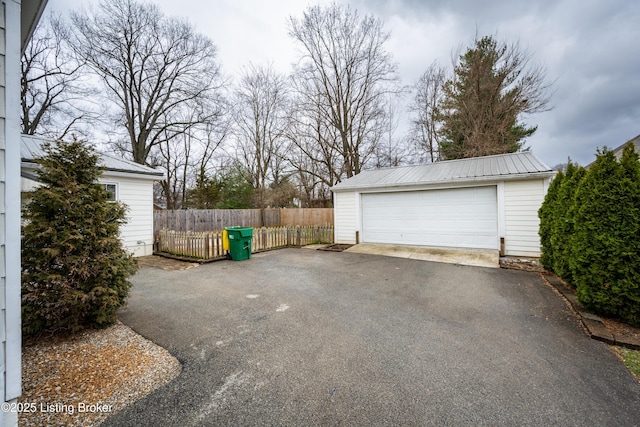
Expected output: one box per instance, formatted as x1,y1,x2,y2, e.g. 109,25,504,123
20,171,156,257
503,179,546,257
2,2,22,425
105,174,155,257
360,186,499,250
0,3,7,415
334,191,358,244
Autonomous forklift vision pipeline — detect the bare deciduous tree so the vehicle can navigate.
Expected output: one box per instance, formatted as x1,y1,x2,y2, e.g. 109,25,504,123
66,0,223,165
21,16,93,139
180,114,233,209
233,64,290,210
288,3,400,181
153,130,191,210
287,90,342,206
153,109,231,210
409,62,447,163
438,35,552,159
373,92,409,168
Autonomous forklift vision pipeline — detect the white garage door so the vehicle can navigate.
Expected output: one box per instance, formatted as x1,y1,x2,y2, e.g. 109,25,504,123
361,186,498,249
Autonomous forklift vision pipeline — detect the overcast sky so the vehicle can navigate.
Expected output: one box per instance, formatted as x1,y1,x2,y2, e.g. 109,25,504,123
46,0,640,168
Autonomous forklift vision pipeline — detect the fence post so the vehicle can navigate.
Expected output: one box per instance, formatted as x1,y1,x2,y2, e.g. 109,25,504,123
205,232,210,259
296,226,301,247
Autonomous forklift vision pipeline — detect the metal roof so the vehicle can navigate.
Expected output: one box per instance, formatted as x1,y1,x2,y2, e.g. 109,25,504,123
612,134,640,160
21,134,163,177
331,151,554,191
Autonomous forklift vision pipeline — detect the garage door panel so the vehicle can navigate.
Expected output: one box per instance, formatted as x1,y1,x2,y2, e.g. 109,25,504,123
361,187,498,249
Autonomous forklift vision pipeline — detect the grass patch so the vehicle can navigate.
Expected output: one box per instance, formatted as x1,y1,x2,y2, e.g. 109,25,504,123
612,346,640,380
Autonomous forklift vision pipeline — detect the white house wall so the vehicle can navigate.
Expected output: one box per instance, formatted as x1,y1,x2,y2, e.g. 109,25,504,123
334,191,358,244
20,170,156,257
103,173,155,257
503,179,546,257
2,1,23,425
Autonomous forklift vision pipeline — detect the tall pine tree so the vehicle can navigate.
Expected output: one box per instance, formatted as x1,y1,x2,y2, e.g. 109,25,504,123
438,36,550,159
22,139,138,335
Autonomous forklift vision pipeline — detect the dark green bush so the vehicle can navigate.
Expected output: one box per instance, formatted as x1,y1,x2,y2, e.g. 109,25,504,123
539,169,563,270
22,139,138,335
570,144,640,326
550,162,586,285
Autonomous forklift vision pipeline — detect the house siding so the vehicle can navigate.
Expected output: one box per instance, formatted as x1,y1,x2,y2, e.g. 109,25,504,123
21,168,157,258
333,191,358,244
109,174,155,256
2,2,22,426
503,179,546,257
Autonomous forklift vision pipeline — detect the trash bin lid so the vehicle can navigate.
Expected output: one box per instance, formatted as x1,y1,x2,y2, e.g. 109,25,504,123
224,226,253,237
239,228,253,237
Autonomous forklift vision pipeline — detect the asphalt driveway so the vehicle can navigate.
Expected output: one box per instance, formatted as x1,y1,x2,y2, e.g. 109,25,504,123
106,249,640,426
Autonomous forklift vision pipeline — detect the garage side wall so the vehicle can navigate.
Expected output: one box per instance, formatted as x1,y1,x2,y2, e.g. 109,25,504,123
106,174,155,257
333,191,358,244
503,179,546,257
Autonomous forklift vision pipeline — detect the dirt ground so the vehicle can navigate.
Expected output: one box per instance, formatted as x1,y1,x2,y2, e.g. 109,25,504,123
601,316,640,344
136,255,201,271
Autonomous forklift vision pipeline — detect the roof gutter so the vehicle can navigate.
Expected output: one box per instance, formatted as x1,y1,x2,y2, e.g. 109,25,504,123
21,160,164,180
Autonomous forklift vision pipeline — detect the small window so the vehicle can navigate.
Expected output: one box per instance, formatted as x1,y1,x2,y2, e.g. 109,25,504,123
103,183,118,201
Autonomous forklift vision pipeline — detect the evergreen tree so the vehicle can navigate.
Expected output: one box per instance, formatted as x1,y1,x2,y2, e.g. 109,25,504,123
217,166,255,209
538,169,563,270
550,162,586,284
183,166,255,209
570,144,640,326
22,139,138,335
438,35,550,159
183,173,223,209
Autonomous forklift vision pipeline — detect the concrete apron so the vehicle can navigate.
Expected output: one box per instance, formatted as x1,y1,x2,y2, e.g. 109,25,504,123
345,243,500,268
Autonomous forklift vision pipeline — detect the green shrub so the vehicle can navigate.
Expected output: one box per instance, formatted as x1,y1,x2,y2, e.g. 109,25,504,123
550,162,586,285
22,139,138,335
570,143,640,326
539,169,563,270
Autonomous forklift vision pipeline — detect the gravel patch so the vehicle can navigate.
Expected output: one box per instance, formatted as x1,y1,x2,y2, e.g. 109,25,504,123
19,321,181,426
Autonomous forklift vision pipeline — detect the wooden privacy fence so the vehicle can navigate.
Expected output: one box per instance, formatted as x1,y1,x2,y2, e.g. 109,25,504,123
280,208,334,226
155,225,334,260
154,208,334,233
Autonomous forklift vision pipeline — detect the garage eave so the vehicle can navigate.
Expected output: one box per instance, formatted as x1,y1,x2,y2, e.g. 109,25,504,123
332,170,556,192
331,151,555,193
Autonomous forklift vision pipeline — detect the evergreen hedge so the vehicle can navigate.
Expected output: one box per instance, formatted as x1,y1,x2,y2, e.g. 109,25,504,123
538,169,563,270
570,144,640,326
22,139,138,335
550,162,586,285
539,142,640,326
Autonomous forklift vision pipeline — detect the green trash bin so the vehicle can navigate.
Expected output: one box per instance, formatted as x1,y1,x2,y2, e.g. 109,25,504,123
225,227,253,261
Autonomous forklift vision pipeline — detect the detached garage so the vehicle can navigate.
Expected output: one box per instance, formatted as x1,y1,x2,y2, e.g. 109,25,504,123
332,152,555,257
21,135,163,257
